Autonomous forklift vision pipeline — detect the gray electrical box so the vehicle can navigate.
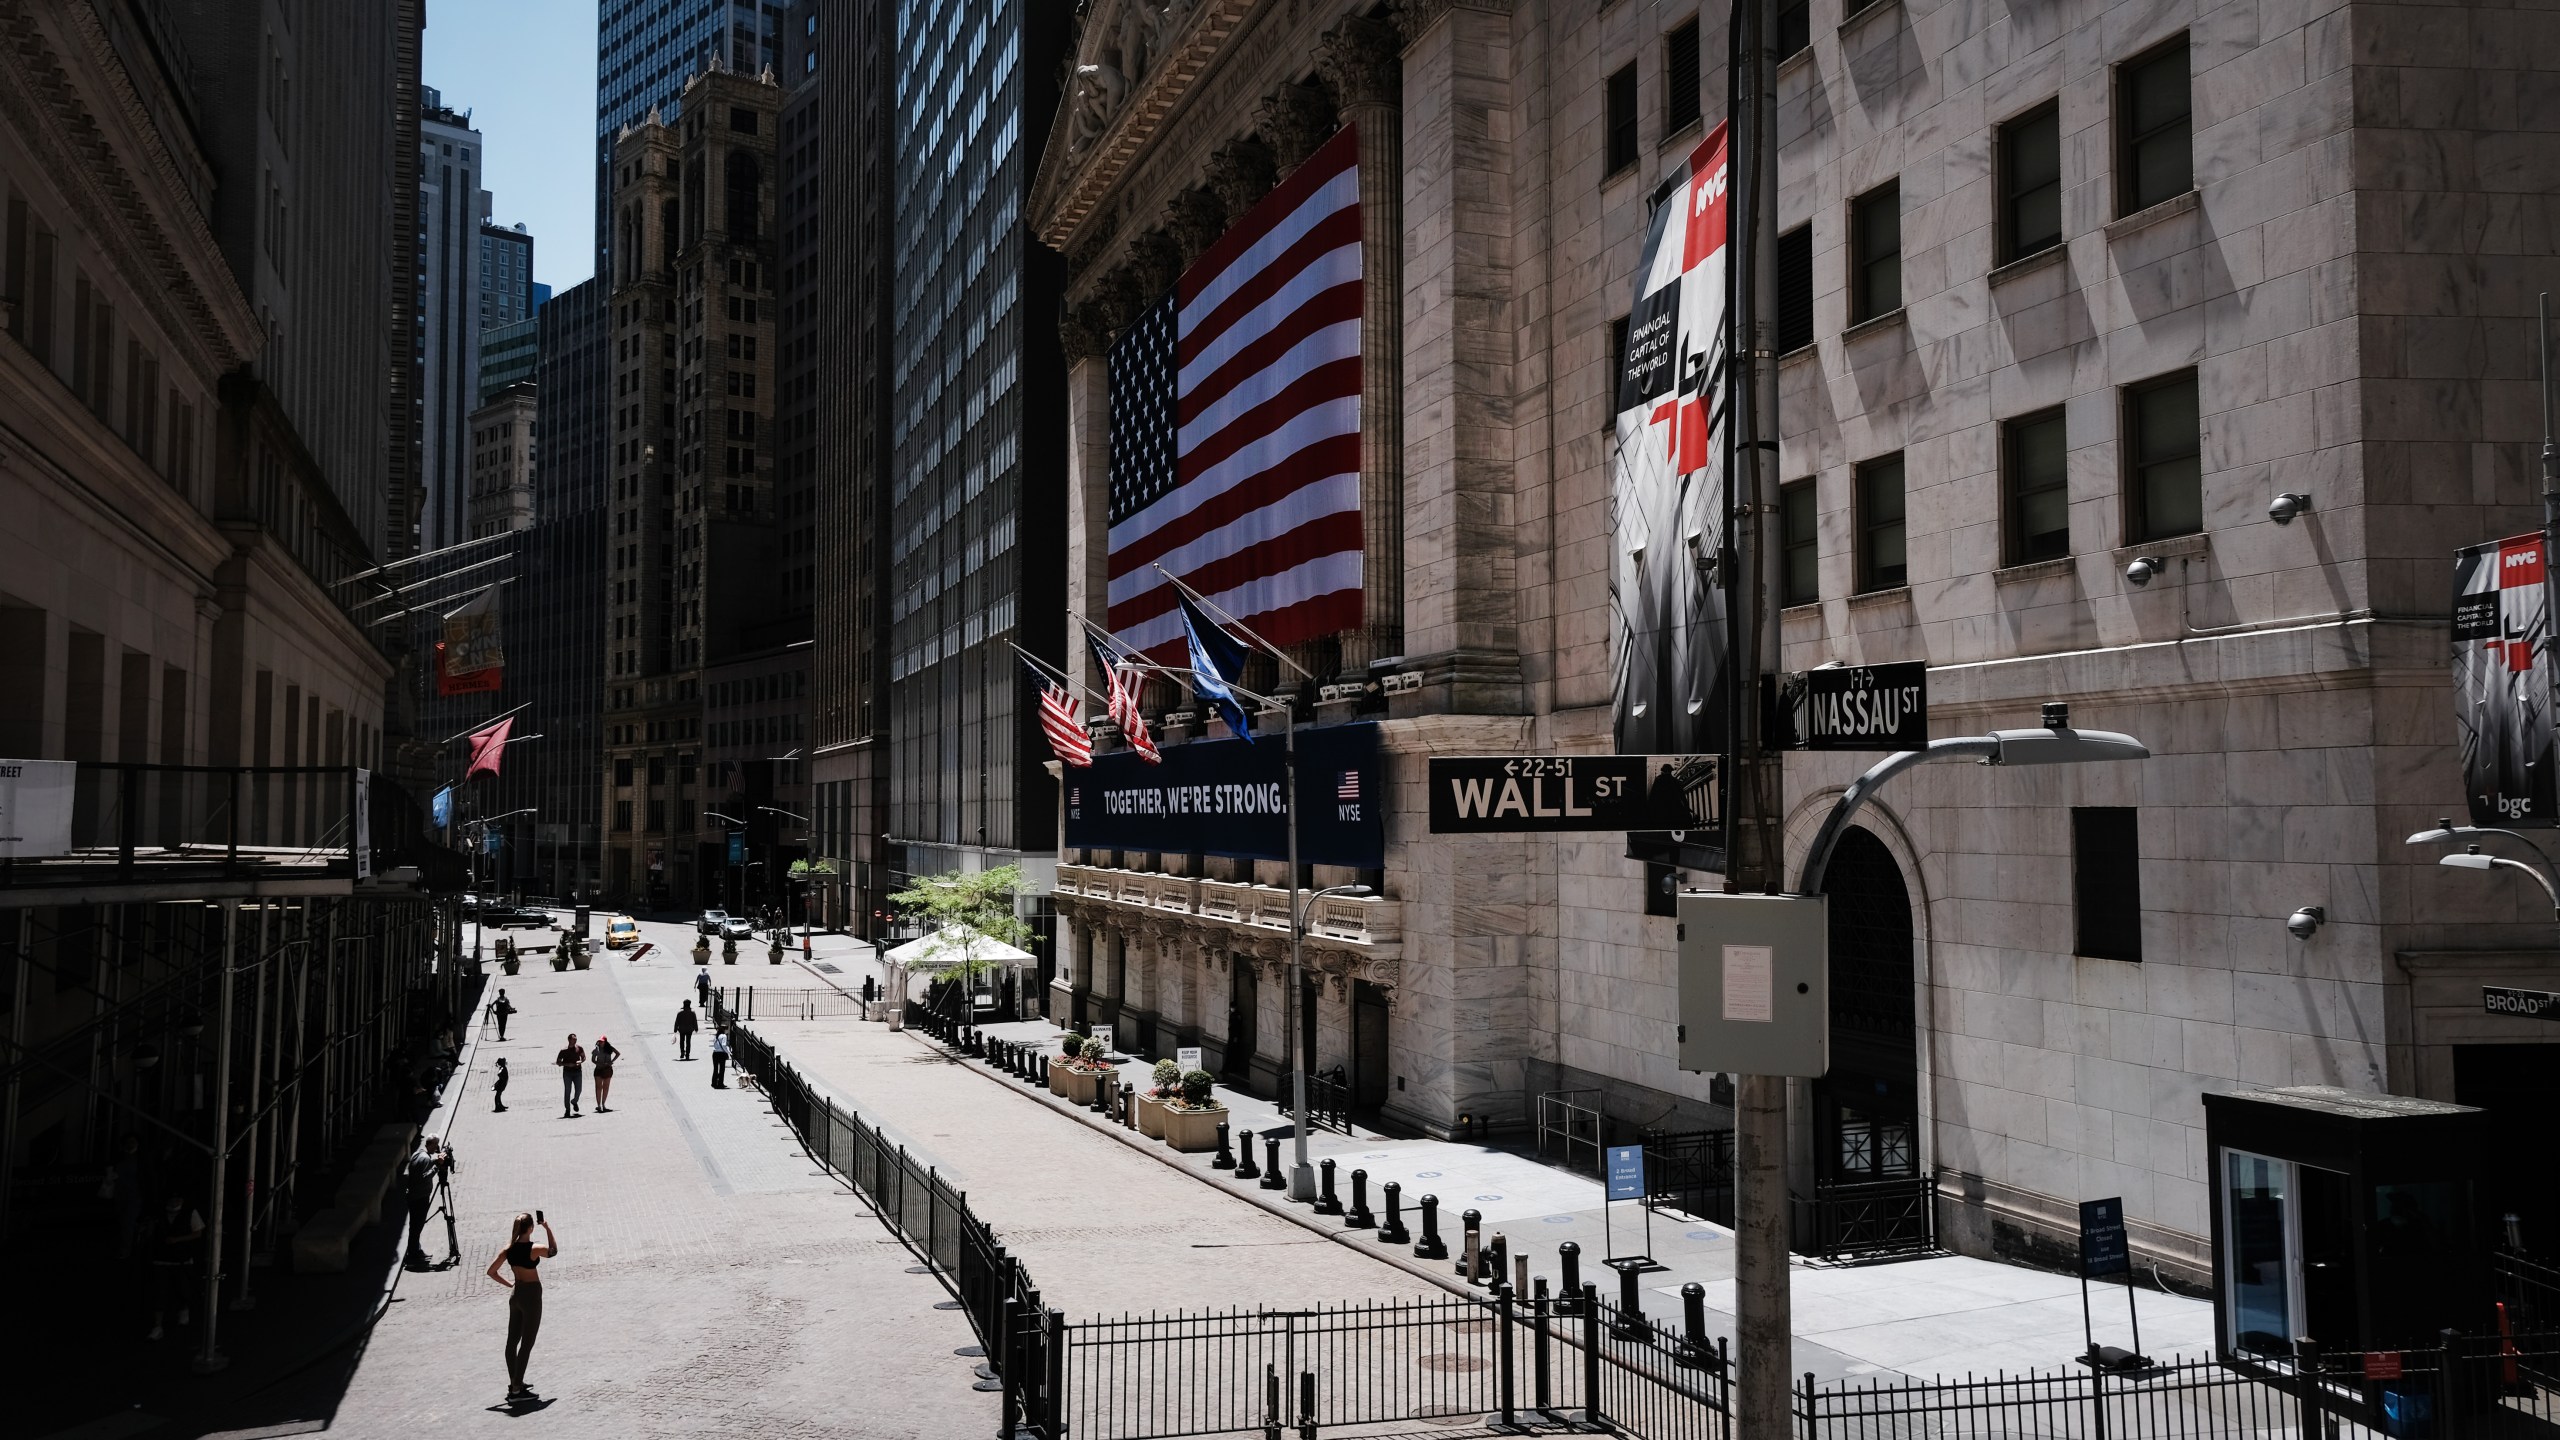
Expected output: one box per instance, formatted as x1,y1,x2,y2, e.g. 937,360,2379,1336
1676,891,1829,1078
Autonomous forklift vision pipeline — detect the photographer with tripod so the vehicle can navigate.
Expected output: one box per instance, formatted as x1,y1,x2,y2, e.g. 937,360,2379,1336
404,1136,460,1270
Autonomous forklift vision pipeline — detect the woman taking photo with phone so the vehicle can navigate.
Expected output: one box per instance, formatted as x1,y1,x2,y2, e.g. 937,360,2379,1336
486,1211,557,1400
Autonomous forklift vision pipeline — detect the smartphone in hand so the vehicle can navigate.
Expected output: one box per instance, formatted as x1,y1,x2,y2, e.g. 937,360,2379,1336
536,1209,544,1224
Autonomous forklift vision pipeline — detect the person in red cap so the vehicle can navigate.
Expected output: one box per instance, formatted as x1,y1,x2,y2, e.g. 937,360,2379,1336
590,1035,620,1112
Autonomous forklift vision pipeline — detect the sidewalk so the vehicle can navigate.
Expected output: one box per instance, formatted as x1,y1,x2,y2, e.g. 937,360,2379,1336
225,917,997,1439
756,929,2213,1387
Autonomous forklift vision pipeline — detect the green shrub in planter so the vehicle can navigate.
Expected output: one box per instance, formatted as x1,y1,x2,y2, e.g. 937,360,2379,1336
1061,1031,1087,1058
1150,1058,1181,1096
1081,1036,1109,1061
1179,1069,1216,1108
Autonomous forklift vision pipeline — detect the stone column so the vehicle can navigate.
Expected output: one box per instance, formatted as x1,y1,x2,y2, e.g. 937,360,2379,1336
1320,13,1408,674
1390,0,1522,712
1060,307,1112,696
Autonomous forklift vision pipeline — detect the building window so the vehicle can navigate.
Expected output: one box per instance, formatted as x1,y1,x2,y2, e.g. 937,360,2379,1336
614,757,634,786
1855,454,1906,592
2073,807,2142,961
2127,371,2202,541
1664,20,1701,137
648,799,666,831
1849,182,1901,323
1776,0,1810,59
1608,314,1631,408
1999,102,2062,262
1775,224,1814,353
2118,36,2192,215
1780,479,1819,606
614,800,633,831
1606,64,1639,175
2003,409,2069,565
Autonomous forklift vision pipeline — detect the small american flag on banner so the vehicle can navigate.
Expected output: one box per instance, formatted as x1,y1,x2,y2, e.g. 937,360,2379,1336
1336,769,1360,801
1107,126,1364,659
1021,657,1092,768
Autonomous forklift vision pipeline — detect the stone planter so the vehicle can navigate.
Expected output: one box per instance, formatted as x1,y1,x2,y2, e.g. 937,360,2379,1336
1136,1092,1170,1139
499,957,520,976
571,948,591,971
1047,1054,1075,1097
1056,1065,1102,1105
1159,1103,1227,1153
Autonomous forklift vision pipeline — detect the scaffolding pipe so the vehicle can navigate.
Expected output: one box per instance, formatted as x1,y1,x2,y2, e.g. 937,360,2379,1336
280,913,314,1226
234,901,271,1311
196,901,237,1373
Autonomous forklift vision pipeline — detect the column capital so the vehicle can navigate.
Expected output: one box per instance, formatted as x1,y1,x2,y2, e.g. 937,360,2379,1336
1163,186,1226,265
1205,136,1277,218
1257,79,1339,173
1058,303,1111,364
1318,11,1404,109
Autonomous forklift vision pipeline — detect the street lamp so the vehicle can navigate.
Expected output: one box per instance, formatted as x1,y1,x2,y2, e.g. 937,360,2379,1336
462,807,536,970
1288,882,1373,1200
759,806,813,939
707,810,749,915
2405,819,2560,919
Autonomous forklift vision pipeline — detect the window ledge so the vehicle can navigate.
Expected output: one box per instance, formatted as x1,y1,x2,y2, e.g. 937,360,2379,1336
1660,118,1703,152
1781,599,1824,616
2074,953,2143,967
1779,341,1819,367
1842,307,1907,344
1838,0,1901,39
1847,584,1912,609
2113,531,2210,565
1987,244,2067,288
1778,44,1815,80
1602,160,1641,190
1994,555,2078,584
2103,189,2199,243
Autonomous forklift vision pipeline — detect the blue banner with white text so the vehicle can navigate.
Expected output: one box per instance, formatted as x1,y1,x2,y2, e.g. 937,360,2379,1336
1063,723,1383,869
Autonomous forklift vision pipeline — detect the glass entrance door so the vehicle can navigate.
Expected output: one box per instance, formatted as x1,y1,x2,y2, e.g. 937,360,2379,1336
2224,1149,2300,1356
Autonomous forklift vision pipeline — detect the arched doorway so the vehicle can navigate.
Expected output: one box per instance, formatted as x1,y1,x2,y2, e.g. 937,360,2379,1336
1815,825,1918,1184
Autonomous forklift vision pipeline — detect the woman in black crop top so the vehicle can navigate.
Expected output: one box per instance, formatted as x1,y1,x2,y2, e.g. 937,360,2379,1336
486,1211,556,1399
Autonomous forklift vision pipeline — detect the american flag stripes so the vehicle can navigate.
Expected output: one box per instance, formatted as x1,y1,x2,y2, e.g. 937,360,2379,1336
1021,657,1093,768
1106,126,1365,660
1085,630,1162,763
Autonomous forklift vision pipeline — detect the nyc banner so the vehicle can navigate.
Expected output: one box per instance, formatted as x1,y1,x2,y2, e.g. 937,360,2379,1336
2453,533,2560,825
436,588,505,697
1064,723,1383,869
1611,122,1732,756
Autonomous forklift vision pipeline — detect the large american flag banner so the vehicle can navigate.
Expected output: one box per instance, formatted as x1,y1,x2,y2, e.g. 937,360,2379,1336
1107,126,1364,660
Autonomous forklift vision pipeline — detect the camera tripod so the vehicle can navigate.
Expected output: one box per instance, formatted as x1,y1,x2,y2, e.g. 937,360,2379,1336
408,1158,462,1271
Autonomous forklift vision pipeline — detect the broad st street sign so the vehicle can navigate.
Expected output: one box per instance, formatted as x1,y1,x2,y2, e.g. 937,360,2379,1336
2484,985,2560,1022
1427,754,1716,834
1764,662,1929,751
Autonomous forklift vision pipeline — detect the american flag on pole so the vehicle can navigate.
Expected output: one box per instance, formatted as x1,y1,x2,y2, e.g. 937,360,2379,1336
1022,658,1093,768
1085,630,1162,763
1106,126,1364,660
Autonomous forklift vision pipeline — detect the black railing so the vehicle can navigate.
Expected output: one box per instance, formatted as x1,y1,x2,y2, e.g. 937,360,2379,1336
1643,1128,1735,1227
1793,1175,1937,1261
2497,1249,2560,1333
1537,1088,1611,1175
0,763,370,890
1304,1065,1350,1135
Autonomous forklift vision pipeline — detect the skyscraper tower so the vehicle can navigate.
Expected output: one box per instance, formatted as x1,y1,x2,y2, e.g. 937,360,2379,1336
595,1,784,272
419,89,489,554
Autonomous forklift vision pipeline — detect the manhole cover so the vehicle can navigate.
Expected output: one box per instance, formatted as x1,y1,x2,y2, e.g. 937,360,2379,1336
815,962,842,974
1416,1353,1489,1374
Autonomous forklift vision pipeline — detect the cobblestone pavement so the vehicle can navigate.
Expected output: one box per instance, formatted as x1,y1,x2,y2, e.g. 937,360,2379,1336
245,922,999,1440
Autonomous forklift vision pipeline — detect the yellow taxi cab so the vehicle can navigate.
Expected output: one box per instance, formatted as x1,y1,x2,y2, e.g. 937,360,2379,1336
604,915,641,950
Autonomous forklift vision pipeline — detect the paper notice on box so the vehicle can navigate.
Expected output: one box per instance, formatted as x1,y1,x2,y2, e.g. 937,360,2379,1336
1722,943,1774,1023
0,760,75,857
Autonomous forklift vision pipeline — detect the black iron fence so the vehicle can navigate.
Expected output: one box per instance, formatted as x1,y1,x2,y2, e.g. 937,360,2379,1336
1643,1128,1736,1227
1305,1065,1350,1135
1793,1175,1939,1262
2497,1250,2560,1334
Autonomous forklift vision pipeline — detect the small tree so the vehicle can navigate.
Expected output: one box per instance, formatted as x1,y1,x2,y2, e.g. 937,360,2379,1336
889,864,1034,1013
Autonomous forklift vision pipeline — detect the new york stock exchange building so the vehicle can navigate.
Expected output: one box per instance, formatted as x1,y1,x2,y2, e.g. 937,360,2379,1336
1028,0,2560,1294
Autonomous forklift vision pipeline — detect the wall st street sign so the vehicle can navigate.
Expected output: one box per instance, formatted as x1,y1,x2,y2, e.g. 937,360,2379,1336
1764,662,1929,751
1427,755,1716,834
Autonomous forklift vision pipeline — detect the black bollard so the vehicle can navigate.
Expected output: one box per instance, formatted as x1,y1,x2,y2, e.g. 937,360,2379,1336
1677,1283,1714,1370
1558,1241,1583,1314
1122,1082,1138,1130
1314,1158,1344,1216
1459,1208,1483,1280
1488,1231,1509,1289
1613,1262,1649,1340
1259,1133,1286,1190
1212,1122,1236,1169
1379,1181,1411,1243
1414,1193,1447,1258
1346,1169,1375,1228
1234,1129,1262,1180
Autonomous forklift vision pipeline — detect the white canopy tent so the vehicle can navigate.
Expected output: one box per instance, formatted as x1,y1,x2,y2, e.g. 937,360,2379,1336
881,926,1037,1019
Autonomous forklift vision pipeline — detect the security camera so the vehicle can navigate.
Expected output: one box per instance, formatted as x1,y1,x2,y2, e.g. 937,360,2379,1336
2286,905,2326,940
2125,556,2167,586
2267,492,2311,525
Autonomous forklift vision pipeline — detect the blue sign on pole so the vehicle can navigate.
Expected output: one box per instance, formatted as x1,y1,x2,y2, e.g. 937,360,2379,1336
1605,1144,1647,1202
482,830,501,856
2079,1196,2130,1277
728,833,745,865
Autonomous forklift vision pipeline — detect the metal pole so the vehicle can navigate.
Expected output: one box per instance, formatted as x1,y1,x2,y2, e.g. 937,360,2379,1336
233,902,271,1311
1285,707,1316,1202
195,901,237,1373
1732,4,1790,1438
1,910,29,1243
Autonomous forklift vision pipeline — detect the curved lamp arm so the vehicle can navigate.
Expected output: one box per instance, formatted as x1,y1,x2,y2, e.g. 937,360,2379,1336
1797,727,2150,894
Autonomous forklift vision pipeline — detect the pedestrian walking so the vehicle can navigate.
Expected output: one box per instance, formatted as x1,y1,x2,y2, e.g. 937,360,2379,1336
490,989,515,1041
590,1036,620,1112
695,963,711,1008
673,999,699,1060
403,1135,443,1268
144,1192,204,1340
555,1033,586,1117
486,1211,558,1401
709,1027,730,1089
492,1056,510,1112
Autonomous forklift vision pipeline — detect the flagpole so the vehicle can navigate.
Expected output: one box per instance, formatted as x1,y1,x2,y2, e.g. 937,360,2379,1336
1150,564,1318,680
1006,640,1113,708
437,701,533,747
1284,699,1319,1201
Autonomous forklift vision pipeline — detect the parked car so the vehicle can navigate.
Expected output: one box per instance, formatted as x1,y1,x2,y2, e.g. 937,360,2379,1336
698,908,730,936
480,903,552,930
717,916,755,942
604,915,641,950
459,892,481,918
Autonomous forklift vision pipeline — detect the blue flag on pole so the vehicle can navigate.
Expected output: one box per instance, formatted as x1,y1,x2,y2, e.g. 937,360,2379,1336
431,786,452,829
1179,590,1254,742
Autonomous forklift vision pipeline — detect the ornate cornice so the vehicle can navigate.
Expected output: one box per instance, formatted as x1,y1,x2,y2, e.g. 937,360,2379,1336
1033,0,1261,251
